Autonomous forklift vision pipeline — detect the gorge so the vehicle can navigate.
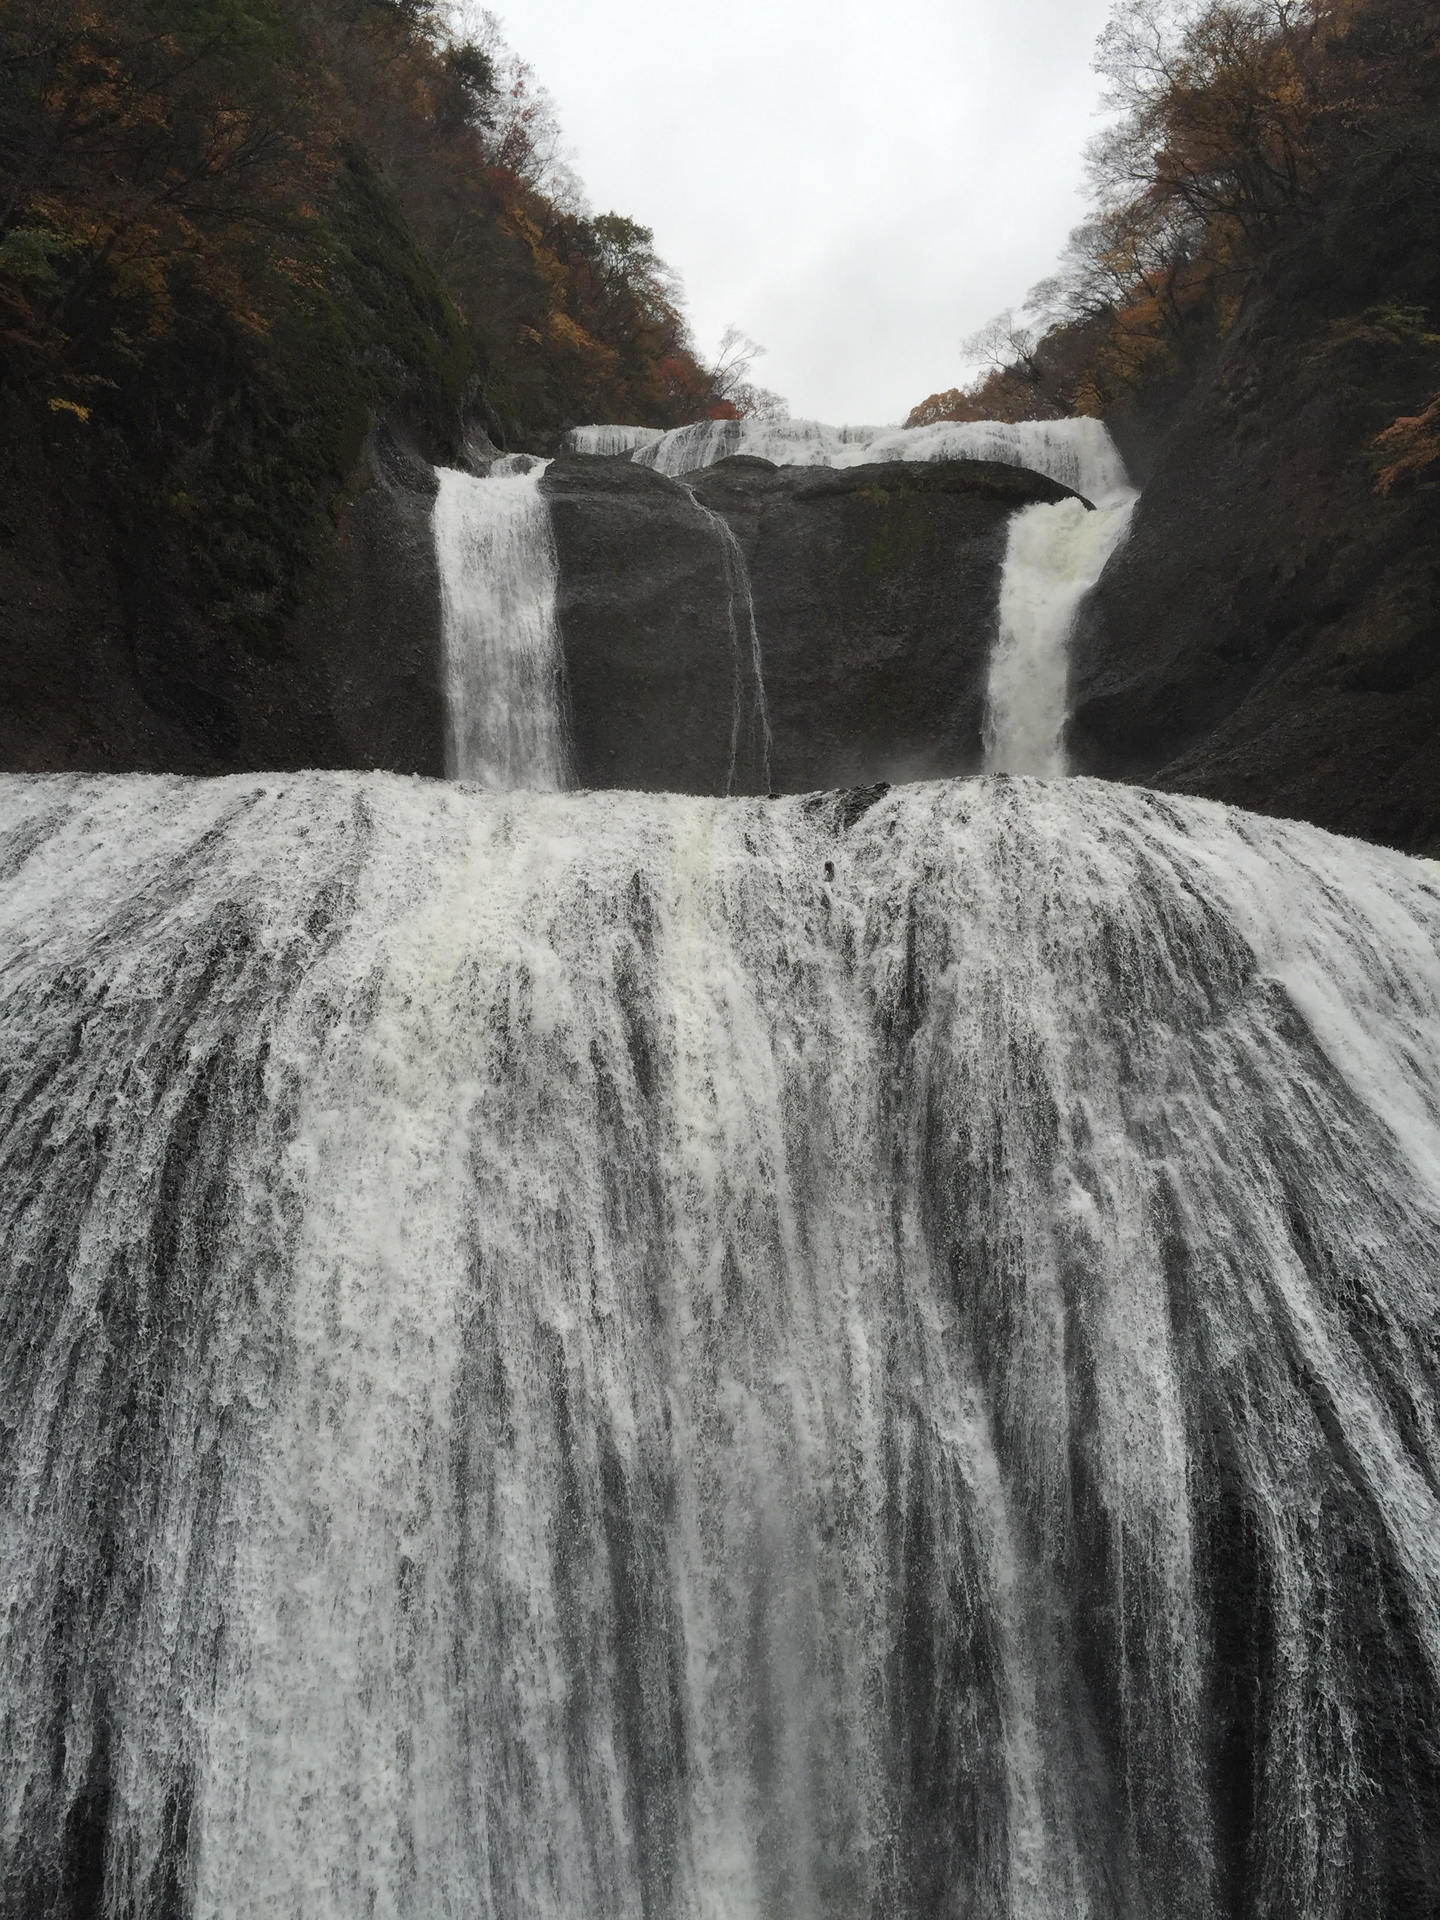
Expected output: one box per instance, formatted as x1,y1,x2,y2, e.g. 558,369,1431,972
2,0,1439,1912
3,411,1440,1919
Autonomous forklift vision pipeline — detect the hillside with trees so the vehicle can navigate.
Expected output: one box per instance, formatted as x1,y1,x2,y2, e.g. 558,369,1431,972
0,0,738,684
909,0,1440,854
910,0,1439,458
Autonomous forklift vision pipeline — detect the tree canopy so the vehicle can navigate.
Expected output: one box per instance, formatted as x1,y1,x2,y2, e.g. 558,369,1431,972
0,0,746,439
908,0,1440,485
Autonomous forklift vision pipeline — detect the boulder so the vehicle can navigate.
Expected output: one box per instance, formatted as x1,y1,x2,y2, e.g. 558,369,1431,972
545,451,1080,795
541,456,751,794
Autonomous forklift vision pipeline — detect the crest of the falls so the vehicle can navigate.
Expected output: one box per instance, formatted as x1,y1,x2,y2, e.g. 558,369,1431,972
631,418,888,480
3,770,1440,1920
623,414,1132,507
984,491,1137,774
432,463,570,788
563,424,668,457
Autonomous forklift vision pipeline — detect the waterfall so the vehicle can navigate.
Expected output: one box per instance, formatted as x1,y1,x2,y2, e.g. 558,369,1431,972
623,415,1130,506
4,769,1440,1920
432,464,570,788
983,491,1137,774
563,425,667,457
599,410,1136,780
874,418,1133,506
680,486,773,794
631,419,887,479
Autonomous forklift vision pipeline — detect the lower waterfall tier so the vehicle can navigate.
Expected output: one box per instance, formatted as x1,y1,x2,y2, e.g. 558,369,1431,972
2,773,1439,1920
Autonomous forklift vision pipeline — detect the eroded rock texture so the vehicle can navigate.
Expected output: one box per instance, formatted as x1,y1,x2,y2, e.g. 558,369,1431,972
544,452,1079,794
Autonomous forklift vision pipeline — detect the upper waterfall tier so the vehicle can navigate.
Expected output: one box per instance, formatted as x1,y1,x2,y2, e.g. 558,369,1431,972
562,424,667,457
433,463,570,789
3,770,1439,1920
540,455,1079,795
600,415,1134,508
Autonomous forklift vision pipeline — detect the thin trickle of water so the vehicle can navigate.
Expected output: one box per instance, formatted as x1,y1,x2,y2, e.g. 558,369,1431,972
3,771,1440,1920
680,486,773,794
432,463,570,788
983,492,1136,774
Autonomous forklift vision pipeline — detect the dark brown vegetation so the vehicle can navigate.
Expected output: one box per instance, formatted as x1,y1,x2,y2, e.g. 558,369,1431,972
909,0,1440,480
0,0,730,653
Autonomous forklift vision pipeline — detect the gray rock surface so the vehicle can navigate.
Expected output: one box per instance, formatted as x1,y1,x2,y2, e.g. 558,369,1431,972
285,425,446,776
1070,305,1440,856
542,456,754,794
0,416,446,776
545,452,1080,795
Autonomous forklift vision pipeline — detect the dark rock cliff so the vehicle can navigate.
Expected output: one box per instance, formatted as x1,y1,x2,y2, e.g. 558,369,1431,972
545,452,1081,795
1070,300,1440,855
0,416,446,776
1071,192,1440,860
541,457,751,795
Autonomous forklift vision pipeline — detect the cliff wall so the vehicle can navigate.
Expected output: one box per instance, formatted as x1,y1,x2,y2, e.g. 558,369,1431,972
545,453,1079,795
0,412,446,776
1071,290,1440,856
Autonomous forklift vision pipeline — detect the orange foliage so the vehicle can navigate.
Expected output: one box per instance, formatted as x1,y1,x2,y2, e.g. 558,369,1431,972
1374,395,1440,492
0,0,727,437
905,367,1055,429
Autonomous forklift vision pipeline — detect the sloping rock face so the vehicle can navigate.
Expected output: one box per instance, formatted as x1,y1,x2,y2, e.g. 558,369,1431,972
0,416,446,776
285,427,446,776
1070,303,1440,856
541,457,755,795
544,452,1079,795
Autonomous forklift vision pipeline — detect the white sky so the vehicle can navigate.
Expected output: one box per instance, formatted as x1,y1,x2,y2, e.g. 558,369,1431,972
488,0,1118,425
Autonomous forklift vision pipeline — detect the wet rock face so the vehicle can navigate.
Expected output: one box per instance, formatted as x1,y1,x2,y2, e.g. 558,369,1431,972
540,457,746,796
1069,312,1440,858
544,452,1080,796
0,417,447,777
285,425,447,777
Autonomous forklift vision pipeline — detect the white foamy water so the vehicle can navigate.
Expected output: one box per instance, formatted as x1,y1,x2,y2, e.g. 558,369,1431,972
432,464,570,788
984,493,1137,774
3,771,1440,1919
623,415,1131,507
563,424,667,457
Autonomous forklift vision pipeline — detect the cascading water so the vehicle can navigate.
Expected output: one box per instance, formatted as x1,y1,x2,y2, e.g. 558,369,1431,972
631,418,887,479
625,415,1131,506
432,463,570,788
983,487,1137,774
563,425,667,457
4,769,1440,1920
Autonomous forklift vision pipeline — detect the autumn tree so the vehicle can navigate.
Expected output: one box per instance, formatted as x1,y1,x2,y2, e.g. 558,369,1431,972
0,0,333,387
911,0,1438,426
704,325,788,421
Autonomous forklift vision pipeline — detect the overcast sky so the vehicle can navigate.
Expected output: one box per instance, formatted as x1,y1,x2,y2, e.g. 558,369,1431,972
486,0,1119,424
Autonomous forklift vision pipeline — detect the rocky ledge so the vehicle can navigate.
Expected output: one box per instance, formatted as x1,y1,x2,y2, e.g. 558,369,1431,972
543,453,1081,795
